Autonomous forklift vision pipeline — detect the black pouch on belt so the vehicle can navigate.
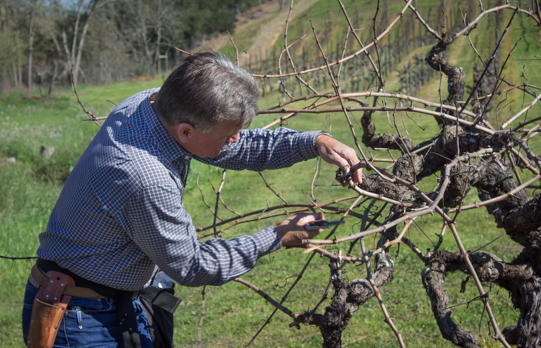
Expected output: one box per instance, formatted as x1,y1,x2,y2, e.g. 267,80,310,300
26,271,75,348
140,285,181,348
117,285,181,348
118,291,142,348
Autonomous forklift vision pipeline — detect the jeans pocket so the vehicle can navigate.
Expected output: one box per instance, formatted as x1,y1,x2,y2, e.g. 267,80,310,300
57,304,123,347
69,297,116,312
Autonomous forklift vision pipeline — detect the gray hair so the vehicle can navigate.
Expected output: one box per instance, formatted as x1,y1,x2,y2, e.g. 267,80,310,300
155,52,258,132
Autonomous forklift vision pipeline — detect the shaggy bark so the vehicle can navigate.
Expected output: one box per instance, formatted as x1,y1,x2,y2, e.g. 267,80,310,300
424,250,541,347
354,28,541,346
420,35,541,346
295,252,394,348
320,251,394,348
422,254,480,348
424,35,466,127
357,108,541,348
361,110,414,151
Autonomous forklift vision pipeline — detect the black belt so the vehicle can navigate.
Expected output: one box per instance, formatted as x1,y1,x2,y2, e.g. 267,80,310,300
36,258,181,312
36,258,126,299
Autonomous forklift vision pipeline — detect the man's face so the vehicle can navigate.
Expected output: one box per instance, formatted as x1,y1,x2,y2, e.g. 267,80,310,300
187,120,244,158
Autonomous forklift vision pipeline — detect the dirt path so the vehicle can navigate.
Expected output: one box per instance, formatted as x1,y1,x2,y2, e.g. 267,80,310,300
195,0,318,65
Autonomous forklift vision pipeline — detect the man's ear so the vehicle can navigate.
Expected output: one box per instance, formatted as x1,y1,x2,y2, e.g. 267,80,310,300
176,123,195,145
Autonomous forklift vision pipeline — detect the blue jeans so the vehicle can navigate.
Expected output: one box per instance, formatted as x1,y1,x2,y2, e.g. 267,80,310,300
22,280,154,348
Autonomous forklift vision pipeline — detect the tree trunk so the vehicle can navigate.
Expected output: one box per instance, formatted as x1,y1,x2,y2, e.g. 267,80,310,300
71,0,99,88
48,60,58,97
154,0,162,77
27,0,36,91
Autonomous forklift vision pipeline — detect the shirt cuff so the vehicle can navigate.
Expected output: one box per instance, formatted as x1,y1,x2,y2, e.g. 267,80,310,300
298,130,327,160
252,226,282,258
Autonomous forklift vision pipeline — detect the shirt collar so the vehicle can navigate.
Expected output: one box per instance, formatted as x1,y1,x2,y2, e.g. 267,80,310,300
140,95,191,163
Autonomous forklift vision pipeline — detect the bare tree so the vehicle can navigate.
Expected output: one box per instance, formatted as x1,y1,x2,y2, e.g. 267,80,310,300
1,0,263,91
0,0,25,89
26,0,37,91
70,0,100,87
101,0,181,77
45,0,102,88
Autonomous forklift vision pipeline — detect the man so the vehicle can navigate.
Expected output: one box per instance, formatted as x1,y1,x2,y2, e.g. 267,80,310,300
22,52,362,347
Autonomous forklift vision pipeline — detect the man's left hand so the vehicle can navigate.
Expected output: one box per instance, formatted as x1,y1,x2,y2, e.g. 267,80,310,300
315,135,363,184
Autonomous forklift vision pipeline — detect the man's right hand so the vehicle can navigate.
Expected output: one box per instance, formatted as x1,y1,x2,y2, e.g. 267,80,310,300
276,213,324,248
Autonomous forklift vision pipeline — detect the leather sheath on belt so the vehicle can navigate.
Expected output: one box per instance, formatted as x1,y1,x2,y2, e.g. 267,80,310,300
26,267,75,348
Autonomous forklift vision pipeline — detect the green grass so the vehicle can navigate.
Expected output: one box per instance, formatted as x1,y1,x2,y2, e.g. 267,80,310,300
1,1,540,346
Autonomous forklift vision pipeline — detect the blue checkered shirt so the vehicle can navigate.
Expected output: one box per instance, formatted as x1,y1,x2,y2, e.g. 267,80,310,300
37,88,322,291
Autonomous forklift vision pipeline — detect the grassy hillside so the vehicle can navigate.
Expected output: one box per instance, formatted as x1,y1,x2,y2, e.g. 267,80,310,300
1,0,540,347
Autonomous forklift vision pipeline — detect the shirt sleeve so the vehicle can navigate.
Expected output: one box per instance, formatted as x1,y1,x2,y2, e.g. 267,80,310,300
197,127,322,171
124,182,282,287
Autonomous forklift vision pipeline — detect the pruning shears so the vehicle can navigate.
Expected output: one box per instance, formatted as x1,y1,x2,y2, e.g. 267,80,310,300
304,220,345,231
